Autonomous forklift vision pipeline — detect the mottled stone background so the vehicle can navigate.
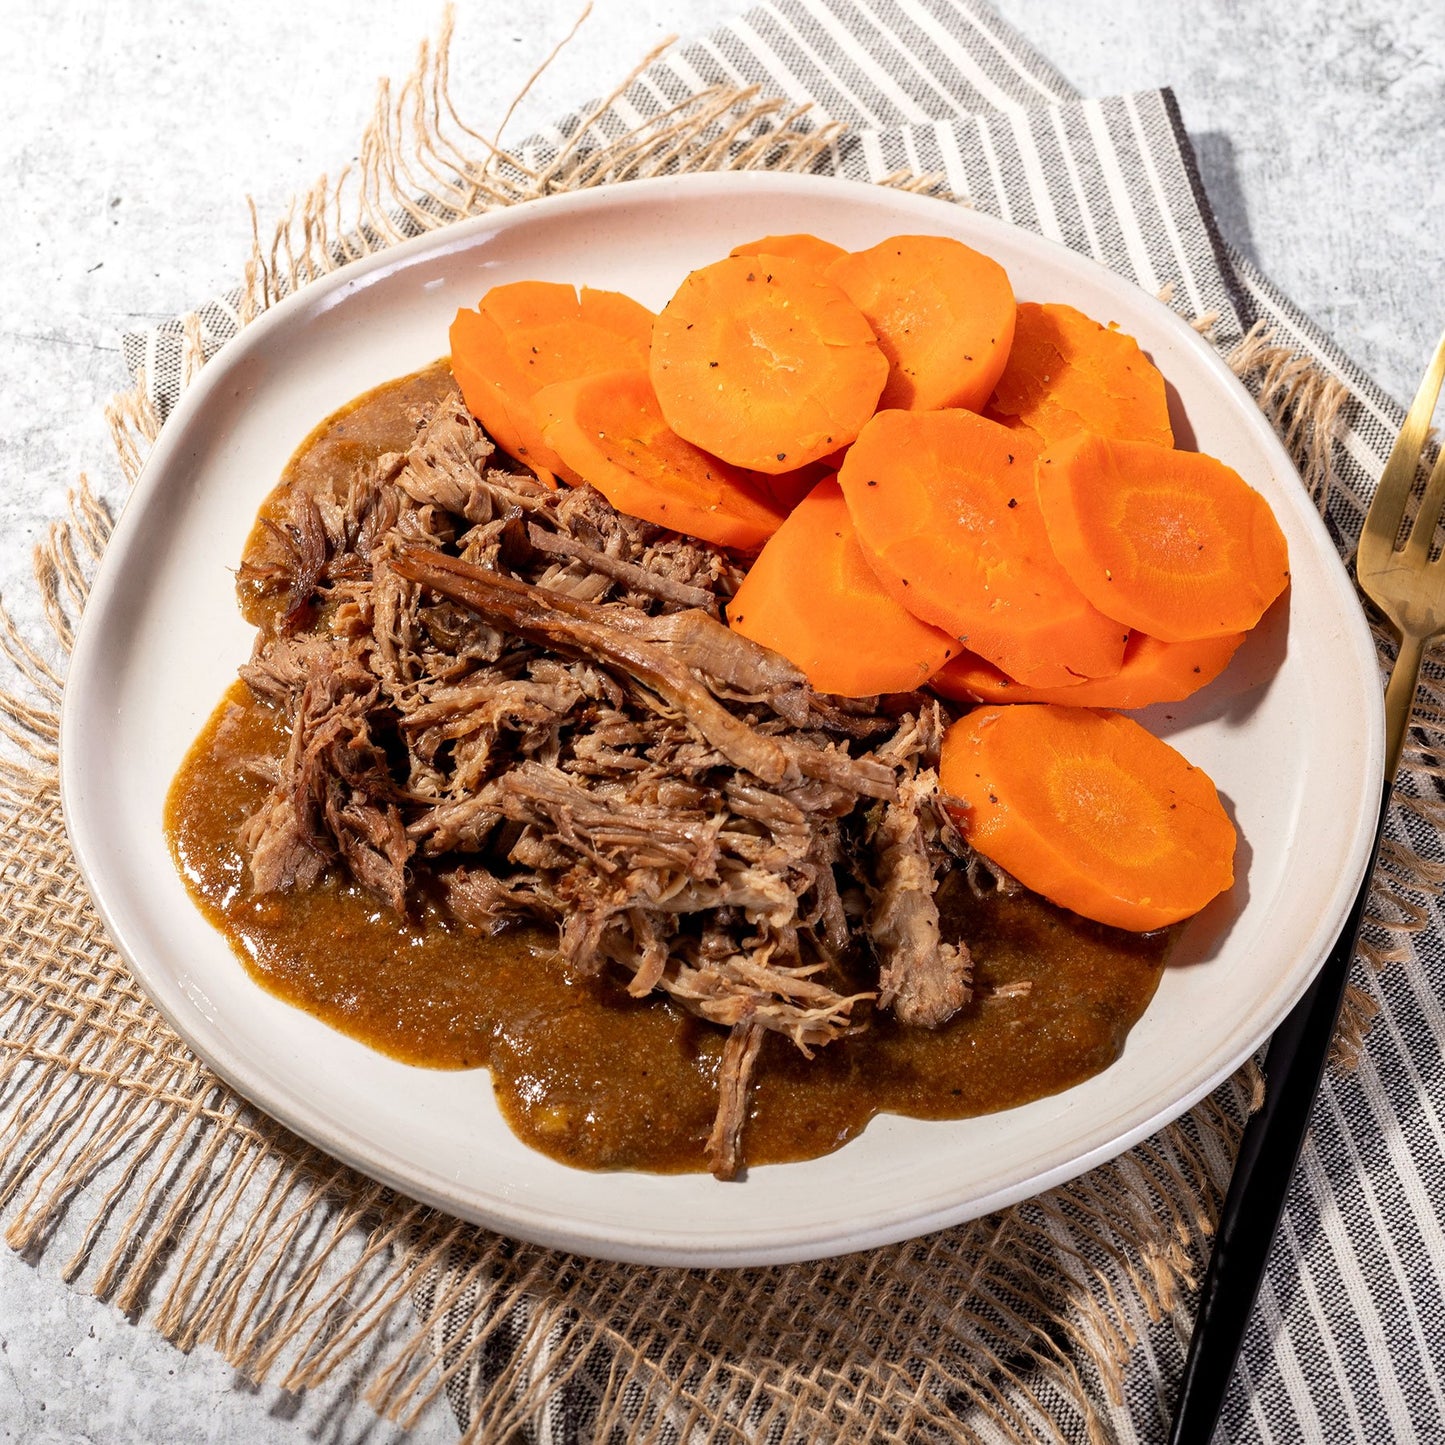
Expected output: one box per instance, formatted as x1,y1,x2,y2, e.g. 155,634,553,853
1,1,1441,1438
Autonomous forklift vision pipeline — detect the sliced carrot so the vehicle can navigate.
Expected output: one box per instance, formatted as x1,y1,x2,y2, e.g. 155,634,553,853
838,409,1128,688
824,234,1016,412
929,650,1083,706
729,233,847,269
535,369,784,551
449,307,562,484
986,301,1173,450
650,254,887,474
744,459,835,514
930,630,1247,709
938,704,1236,931
750,448,855,514
728,479,957,696
449,282,654,484
1036,432,1290,642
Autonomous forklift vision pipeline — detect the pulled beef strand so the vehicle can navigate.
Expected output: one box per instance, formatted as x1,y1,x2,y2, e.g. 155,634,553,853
390,546,799,787
867,709,974,1028
707,1022,766,1184
234,384,973,1178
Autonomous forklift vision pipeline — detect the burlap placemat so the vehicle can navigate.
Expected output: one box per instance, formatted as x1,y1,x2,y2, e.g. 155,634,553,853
4,7,1440,1442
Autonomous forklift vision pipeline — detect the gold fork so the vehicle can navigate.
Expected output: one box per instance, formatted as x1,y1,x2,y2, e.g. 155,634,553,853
1359,330,1445,775
1169,327,1445,1443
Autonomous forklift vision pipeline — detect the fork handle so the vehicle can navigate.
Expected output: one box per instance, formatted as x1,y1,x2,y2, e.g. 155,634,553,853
1383,632,1424,780
1167,779,1391,1443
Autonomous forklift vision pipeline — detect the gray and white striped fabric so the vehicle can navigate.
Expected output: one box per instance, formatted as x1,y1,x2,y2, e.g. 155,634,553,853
124,3,1444,1440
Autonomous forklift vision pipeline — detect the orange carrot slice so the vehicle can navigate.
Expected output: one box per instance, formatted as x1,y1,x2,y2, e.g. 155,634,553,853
729,233,847,269
824,234,1016,412
939,704,1236,931
449,282,654,484
929,650,1084,706
728,478,956,696
930,630,1247,709
986,301,1173,450
838,409,1128,687
450,307,563,483
743,459,835,514
535,368,784,551
1036,432,1291,641
650,254,888,474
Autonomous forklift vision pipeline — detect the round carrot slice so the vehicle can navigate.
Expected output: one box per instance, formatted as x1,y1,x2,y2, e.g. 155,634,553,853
728,478,957,696
449,282,654,484
939,704,1236,931
825,234,1016,412
650,254,887,474
930,630,1246,709
1036,432,1291,641
742,459,835,514
535,369,784,551
838,408,1128,687
985,301,1174,450
729,233,847,269
450,306,564,483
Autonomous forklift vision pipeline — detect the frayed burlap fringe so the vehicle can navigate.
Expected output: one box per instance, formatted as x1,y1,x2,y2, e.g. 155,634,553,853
0,14,1425,1445
1227,320,1352,512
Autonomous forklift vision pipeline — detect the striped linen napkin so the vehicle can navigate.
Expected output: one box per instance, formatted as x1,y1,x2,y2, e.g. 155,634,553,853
121,2,1443,1440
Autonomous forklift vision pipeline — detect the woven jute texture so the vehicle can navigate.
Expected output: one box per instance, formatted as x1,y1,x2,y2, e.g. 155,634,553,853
3,19,1436,1444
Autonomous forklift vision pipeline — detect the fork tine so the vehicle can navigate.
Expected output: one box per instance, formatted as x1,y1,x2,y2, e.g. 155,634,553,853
1402,444,1445,565
1360,328,1445,569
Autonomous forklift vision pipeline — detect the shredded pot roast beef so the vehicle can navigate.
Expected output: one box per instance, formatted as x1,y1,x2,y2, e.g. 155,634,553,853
235,385,977,1177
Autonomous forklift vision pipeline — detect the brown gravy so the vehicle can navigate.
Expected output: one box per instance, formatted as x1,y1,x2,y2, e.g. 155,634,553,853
164,369,1170,1175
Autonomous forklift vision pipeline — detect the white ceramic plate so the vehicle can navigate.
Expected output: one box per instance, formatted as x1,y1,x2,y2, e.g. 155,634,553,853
61,173,1383,1266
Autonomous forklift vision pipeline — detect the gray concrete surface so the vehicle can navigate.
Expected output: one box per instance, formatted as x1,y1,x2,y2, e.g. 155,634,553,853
1,0,1442,1439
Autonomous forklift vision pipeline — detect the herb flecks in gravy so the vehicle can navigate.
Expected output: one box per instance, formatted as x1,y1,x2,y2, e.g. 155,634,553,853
164,367,1169,1175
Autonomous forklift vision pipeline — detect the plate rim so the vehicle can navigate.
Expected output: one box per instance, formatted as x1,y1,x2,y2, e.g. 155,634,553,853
59,170,1385,1266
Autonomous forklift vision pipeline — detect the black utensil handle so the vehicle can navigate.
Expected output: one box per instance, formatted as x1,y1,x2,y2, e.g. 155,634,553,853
1168,779,1391,1445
